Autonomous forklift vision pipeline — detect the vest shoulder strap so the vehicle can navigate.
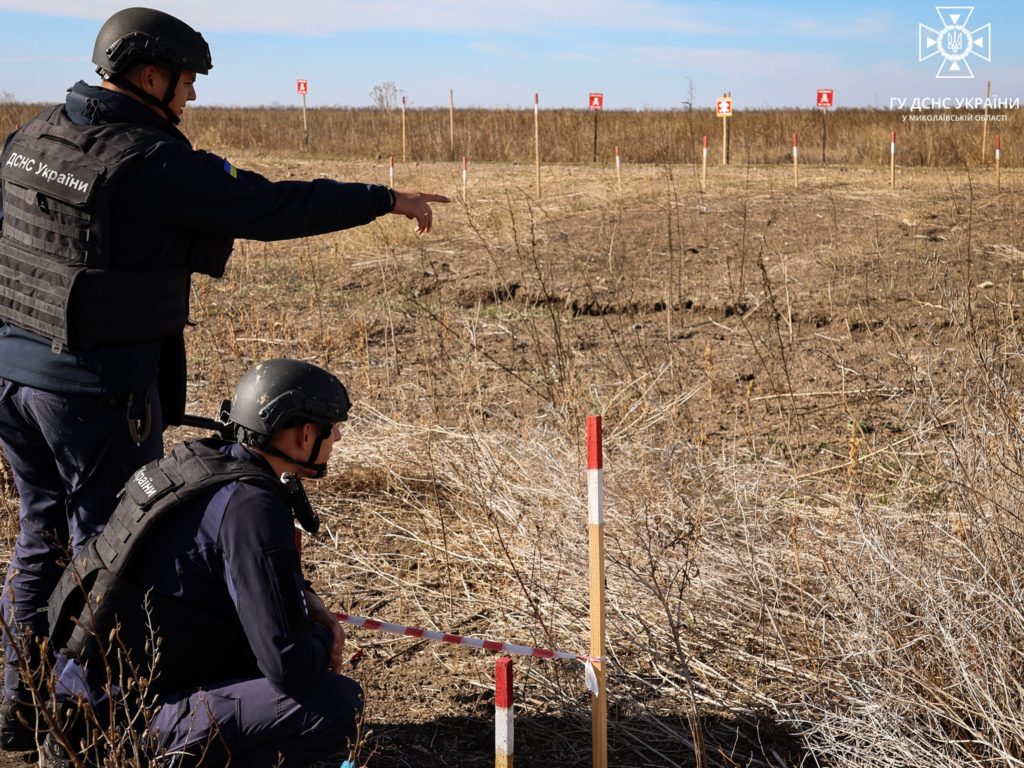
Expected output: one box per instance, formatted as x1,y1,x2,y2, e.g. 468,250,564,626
47,439,284,650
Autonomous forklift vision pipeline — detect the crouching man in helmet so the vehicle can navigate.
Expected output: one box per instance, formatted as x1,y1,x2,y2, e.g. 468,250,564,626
44,360,358,767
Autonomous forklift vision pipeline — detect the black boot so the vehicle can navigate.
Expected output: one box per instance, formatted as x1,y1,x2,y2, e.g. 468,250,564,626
0,698,37,751
41,700,98,768
40,730,74,768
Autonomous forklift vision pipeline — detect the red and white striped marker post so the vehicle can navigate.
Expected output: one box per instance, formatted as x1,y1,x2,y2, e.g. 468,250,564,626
701,134,708,192
389,155,395,188
587,415,607,768
614,145,622,193
462,155,469,201
792,132,799,188
889,130,896,189
495,658,514,768
995,134,1002,193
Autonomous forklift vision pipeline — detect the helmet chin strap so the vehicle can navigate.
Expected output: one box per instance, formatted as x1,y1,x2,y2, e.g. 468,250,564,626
260,423,332,479
108,71,181,125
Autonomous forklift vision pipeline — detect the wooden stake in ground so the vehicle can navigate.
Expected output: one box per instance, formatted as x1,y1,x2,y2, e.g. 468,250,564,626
701,134,708,192
982,80,991,165
722,108,728,165
889,130,896,190
462,155,468,202
389,155,394,188
534,93,541,199
495,658,513,768
614,145,622,194
792,132,799,188
821,107,828,164
995,134,1002,193
587,415,607,768
401,95,408,163
449,88,456,162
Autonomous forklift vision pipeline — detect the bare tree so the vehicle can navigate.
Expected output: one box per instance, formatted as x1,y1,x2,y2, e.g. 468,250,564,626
681,78,696,113
369,81,402,111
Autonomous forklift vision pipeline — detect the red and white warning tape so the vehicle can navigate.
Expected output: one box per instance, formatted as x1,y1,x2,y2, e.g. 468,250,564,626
335,612,602,664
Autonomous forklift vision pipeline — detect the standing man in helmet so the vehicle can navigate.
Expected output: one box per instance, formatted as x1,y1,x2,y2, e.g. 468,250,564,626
45,359,359,767
0,6,448,747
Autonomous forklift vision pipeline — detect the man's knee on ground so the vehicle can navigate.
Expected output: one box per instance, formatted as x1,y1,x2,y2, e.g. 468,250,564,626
305,674,364,745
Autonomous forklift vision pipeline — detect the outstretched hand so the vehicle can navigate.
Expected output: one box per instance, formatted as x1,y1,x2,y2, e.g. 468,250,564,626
391,190,451,234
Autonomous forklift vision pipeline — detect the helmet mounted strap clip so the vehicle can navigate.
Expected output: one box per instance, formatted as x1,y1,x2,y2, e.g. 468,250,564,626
278,472,321,534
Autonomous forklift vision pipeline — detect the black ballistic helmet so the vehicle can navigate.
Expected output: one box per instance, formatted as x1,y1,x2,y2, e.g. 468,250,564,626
222,359,350,477
93,7,212,77
93,7,212,125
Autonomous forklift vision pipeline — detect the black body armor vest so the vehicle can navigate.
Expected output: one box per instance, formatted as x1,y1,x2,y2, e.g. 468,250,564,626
47,439,311,694
0,106,230,348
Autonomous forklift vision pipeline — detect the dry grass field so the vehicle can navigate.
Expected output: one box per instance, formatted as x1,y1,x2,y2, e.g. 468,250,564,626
4,102,1022,165
3,104,1024,767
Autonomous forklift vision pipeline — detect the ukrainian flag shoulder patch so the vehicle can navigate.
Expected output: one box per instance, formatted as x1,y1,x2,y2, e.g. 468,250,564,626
223,159,238,179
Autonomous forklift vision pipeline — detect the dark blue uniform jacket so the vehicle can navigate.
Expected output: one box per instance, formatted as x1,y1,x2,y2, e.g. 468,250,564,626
61,441,333,701
0,81,393,394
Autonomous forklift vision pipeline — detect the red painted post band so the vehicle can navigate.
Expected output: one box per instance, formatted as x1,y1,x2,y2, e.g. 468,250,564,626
496,658,513,708
587,415,602,470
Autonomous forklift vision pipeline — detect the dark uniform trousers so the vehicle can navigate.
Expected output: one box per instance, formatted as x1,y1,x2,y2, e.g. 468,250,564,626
0,378,163,701
148,673,363,767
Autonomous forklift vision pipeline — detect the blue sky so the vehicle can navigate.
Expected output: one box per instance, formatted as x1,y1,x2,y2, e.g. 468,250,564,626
1,1,1022,109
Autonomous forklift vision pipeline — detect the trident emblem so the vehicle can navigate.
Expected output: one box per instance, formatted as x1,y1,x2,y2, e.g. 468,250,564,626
945,30,964,55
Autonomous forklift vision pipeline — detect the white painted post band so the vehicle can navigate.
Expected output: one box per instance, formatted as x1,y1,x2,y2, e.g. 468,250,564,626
389,155,395,188
462,155,468,200
587,470,603,524
495,657,514,768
